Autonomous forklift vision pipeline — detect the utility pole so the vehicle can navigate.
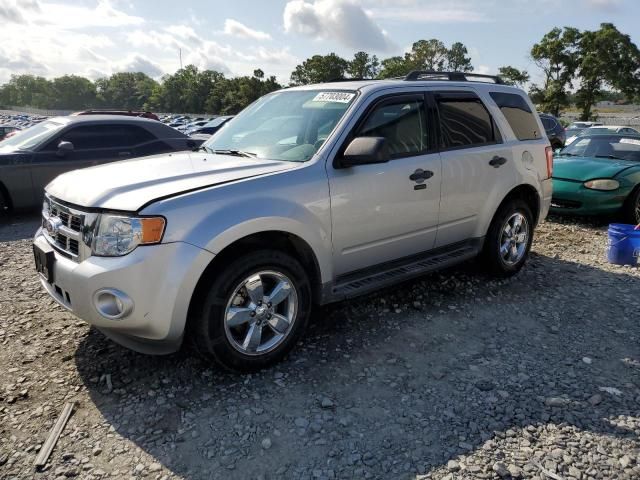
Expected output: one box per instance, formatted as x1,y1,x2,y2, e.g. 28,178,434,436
179,48,183,70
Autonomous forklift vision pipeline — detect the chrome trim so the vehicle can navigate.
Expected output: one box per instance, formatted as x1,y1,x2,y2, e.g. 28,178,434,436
42,195,97,262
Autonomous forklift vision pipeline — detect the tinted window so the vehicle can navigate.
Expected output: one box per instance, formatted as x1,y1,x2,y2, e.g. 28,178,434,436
357,98,427,157
136,140,174,156
44,124,155,150
490,92,542,141
437,95,497,149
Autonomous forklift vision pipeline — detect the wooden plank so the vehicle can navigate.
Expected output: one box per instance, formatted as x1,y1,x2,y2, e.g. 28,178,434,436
34,401,75,469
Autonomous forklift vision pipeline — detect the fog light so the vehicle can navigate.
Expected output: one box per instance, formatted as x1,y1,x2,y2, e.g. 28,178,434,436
93,289,133,320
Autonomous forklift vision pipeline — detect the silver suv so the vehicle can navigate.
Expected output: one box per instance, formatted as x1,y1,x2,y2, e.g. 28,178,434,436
34,72,552,371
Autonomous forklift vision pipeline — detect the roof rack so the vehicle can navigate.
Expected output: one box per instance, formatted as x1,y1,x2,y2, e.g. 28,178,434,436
404,71,504,84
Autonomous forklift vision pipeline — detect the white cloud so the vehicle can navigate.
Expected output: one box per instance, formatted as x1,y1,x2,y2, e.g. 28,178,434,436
223,19,272,41
165,25,203,45
116,55,164,78
283,0,396,52
367,6,488,23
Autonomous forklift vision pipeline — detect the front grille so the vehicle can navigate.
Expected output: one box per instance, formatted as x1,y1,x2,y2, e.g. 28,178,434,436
42,196,87,261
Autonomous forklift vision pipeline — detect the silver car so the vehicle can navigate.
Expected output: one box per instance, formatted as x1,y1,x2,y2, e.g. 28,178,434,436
34,72,552,371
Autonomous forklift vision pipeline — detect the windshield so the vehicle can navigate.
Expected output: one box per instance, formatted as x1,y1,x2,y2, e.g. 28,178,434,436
559,135,640,161
0,120,64,150
202,90,357,162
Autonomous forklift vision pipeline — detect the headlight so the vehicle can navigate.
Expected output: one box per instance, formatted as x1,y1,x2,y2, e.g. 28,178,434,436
93,215,165,256
583,179,620,191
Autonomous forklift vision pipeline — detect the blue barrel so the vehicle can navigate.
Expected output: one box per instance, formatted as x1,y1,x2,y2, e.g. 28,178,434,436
607,223,640,266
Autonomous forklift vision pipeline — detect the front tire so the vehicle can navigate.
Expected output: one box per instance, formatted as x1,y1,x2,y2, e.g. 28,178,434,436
623,186,640,225
481,199,534,277
190,250,312,372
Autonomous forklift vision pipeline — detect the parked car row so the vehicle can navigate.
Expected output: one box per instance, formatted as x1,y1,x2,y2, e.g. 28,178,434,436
159,114,235,139
0,112,48,140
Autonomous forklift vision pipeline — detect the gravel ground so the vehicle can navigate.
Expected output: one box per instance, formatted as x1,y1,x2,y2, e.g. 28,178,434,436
1,214,639,480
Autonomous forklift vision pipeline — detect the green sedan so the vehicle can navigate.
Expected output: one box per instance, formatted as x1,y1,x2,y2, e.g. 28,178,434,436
551,134,640,223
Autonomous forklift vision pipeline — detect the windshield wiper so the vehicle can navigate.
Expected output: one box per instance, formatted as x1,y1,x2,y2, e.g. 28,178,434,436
557,152,577,156
212,149,256,158
595,154,625,161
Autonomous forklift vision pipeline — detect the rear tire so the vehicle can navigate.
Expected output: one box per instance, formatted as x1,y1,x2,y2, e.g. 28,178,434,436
481,199,534,277
0,190,8,220
623,186,640,225
189,250,312,373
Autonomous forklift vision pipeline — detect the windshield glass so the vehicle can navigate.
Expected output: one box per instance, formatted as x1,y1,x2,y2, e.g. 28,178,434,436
202,90,357,162
0,120,64,150
560,135,640,161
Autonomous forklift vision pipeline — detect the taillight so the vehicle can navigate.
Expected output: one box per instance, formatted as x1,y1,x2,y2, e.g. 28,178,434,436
545,146,553,179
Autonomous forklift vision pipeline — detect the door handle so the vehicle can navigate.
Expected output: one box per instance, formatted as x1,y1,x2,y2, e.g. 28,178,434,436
409,169,434,182
489,156,507,168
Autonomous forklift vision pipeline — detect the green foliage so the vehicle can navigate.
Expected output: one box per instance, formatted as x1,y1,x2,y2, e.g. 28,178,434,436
347,51,380,79
497,66,530,87
95,72,158,110
290,53,349,85
574,23,640,120
378,39,474,78
530,27,581,116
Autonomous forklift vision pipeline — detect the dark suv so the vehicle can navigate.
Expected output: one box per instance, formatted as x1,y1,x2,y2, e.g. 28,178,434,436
539,113,565,149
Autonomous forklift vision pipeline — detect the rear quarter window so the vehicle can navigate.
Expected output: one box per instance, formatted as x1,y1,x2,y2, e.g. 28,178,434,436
436,93,500,149
490,92,542,141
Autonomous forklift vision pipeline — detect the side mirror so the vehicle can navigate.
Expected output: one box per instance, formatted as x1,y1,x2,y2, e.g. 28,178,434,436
340,137,389,167
56,141,74,157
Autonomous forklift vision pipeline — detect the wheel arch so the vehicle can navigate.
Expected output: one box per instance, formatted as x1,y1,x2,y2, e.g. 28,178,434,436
495,184,541,227
186,230,324,334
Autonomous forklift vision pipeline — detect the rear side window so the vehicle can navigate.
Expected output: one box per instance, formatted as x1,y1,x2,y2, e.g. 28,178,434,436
357,96,427,157
44,124,156,150
490,92,542,141
436,93,499,149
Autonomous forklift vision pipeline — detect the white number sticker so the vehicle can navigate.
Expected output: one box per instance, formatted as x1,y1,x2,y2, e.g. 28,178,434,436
312,92,355,103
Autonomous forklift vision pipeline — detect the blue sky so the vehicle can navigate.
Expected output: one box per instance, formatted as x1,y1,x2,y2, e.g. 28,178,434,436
0,0,638,86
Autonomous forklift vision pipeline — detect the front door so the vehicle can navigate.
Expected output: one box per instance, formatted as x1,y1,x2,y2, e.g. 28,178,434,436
30,124,134,202
328,93,442,276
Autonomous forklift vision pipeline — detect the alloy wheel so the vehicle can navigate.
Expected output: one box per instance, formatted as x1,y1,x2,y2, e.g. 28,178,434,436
223,270,298,356
499,212,529,266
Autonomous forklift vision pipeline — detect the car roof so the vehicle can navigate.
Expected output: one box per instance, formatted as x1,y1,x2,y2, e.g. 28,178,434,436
48,114,160,125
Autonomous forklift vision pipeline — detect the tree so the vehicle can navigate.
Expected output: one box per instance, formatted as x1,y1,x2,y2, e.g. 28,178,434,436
0,75,51,108
574,23,640,120
49,75,97,110
530,27,581,116
290,53,349,85
347,51,380,79
378,56,411,78
498,66,530,87
96,72,158,110
378,40,474,78
446,42,473,72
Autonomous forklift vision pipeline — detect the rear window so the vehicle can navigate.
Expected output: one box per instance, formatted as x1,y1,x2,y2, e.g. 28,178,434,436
490,92,542,141
436,93,499,149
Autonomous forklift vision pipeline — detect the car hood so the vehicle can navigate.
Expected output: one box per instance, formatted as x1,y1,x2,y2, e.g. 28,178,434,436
46,151,297,211
553,155,639,181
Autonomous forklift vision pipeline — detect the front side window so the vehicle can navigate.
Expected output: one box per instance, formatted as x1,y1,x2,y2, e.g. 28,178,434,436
203,90,357,162
437,94,498,149
356,97,427,157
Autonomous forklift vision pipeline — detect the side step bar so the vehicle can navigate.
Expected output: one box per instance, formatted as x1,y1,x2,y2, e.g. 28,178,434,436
330,239,483,301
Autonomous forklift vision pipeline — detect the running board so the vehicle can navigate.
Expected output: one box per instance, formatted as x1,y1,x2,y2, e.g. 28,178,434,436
329,239,482,301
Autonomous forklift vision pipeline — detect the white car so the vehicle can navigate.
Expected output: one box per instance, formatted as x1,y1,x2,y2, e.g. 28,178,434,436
34,72,552,371
566,125,640,145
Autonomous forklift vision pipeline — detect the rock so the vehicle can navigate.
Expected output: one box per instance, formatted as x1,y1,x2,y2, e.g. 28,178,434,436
134,464,145,474
588,394,603,406
568,466,582,478
493,462,510,477
508,464,522,478
582,357,592,364
320,397,334,409
149,463,162,472
545,397,570,407
261,438,272,450
294,417,309,429
446,460,460,471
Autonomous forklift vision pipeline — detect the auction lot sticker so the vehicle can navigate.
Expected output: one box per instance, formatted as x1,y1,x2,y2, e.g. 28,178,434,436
312,92,355,103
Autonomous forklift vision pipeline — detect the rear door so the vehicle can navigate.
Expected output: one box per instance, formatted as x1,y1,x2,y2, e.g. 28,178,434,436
30,124,139,199
433,89,516,247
